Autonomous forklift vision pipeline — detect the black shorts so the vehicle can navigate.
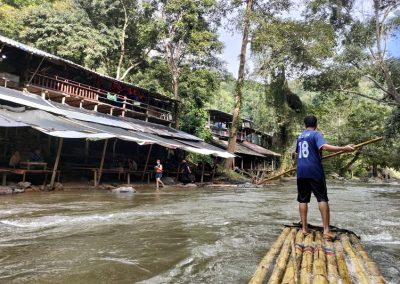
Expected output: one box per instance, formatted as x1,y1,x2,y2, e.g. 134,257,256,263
297,178,328,203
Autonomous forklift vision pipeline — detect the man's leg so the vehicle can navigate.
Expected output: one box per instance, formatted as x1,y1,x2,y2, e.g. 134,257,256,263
318,201,330,234
299,202,308,234
156,178,159,190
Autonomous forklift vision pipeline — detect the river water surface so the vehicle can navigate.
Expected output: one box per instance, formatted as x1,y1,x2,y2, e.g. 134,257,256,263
0,182,399,283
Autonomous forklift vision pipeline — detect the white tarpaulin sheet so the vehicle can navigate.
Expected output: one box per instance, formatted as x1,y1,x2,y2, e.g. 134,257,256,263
0,86,236,157
0,109,114,139
0,114,28,127
65,119,155,145
0,86,63,114
33,128,115,139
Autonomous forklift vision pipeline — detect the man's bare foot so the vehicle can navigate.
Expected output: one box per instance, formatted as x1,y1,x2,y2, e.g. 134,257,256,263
301,230,310,236
323,231,338,241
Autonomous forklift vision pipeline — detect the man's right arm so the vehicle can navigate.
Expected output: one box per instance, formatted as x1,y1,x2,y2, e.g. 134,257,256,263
320,144,355,152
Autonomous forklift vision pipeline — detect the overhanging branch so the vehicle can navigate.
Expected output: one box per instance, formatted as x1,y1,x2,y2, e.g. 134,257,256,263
339,88,396,106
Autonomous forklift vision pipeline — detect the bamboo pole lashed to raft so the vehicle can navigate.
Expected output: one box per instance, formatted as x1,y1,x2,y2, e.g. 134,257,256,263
340,235,371,284
281,230,304,284
334,238,351,284
248,227,291,284
349,234,386,284
312,232,328,284
258,137,383,184
324,237,340,284
267,228,297,284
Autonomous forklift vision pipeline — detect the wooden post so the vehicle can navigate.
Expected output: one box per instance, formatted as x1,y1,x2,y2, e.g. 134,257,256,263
200,162,205,183
84,140,89,164
49,138,63,189
112,139,117,158
211,157,218,182
97,139,108,186
241,158,244,170
176,163,181,180
141,144,153,182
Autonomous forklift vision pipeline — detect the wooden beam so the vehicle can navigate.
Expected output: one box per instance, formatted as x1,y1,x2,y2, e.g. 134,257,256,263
49,138,63,189
141,144,153,183
97,139,108,187
200,162,205,183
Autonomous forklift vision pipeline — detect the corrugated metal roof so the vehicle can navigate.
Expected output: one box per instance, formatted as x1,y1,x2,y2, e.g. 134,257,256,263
241,141,281,156
208,109,252,123
0,86,201,141
0,35,176,102
211,138,265,157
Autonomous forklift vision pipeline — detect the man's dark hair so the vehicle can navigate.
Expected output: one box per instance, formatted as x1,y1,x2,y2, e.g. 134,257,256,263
304,115,318,128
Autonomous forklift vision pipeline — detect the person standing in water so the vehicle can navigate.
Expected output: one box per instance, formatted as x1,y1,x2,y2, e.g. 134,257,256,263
154,159,165,190
293,115,355,241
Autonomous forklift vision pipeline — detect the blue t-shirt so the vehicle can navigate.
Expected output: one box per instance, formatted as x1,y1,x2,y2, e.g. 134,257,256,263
296,130,327,179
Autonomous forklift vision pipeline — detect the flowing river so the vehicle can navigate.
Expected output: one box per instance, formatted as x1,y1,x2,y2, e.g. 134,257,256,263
0,181,399,283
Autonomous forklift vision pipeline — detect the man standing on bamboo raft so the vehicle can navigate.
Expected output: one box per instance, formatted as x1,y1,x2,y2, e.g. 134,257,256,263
293,115,355,241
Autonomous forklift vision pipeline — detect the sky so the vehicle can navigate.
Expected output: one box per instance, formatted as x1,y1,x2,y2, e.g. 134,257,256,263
218,1,400,78
219,30,400,77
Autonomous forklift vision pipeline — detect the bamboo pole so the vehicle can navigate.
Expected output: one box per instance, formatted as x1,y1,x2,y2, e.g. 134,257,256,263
300,232,314,284
324,237,339,284
334,238,351,284
258,137,383,184
248,227,291,284
49,138,63,189
141,144,153,182
97,139,108,187
312,232,328,284
282,229,304,284
341,234,371,284
268,228,297,284
349,234,386,284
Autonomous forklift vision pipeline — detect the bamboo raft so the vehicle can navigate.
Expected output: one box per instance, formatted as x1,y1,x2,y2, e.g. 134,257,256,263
249,224,386,284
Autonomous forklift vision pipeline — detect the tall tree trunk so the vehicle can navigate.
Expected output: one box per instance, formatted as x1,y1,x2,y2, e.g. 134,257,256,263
373,0,400,105
116,0,129,80
224,0,254,169
172,73,180,128
165,38,181,129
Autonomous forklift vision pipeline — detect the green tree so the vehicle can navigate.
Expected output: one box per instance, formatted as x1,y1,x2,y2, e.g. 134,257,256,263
249,11,336,170
154,0,222,128
304,0,400,106
221,0,291,169
19,2,111,70
76,0,159,80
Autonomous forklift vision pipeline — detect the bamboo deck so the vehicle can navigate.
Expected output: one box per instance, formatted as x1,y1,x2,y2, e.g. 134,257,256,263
249,225,386,284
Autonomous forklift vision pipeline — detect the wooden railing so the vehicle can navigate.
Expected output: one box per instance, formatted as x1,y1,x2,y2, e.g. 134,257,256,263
210,126,246,141
28,73,174,122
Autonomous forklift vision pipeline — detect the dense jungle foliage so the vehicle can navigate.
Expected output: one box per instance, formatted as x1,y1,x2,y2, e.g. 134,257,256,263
1,0,399,176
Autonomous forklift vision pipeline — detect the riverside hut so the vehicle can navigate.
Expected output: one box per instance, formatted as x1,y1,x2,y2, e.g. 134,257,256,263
0,36,235,187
